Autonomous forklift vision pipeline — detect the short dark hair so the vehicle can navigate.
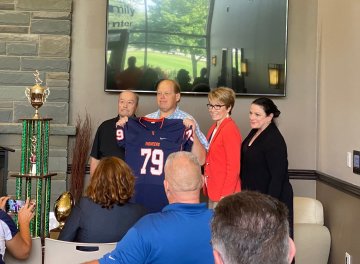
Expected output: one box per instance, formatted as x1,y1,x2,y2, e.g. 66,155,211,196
86,157,135,208
252,97,281,118
211,191,289,264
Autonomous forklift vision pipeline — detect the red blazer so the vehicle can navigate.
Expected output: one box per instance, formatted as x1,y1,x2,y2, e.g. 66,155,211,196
204,117,242,201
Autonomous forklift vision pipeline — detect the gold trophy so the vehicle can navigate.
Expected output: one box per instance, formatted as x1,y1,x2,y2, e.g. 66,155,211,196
25,70,50,119
52,191,74,231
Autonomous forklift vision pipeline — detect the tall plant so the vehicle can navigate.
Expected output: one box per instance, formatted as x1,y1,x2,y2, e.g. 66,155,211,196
69,114,92,204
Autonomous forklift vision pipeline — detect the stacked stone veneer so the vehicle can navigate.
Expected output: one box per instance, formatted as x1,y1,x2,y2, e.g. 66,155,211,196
0,0,75,204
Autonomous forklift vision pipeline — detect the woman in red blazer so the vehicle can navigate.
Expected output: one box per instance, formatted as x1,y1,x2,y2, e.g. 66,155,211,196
204,87,242,207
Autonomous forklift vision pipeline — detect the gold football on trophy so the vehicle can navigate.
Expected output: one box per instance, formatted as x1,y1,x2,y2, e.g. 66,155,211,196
53,191,74,230
25,70,50,119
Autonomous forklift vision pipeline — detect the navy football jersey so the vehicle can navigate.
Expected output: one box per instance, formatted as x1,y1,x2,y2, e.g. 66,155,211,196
116,117,193,212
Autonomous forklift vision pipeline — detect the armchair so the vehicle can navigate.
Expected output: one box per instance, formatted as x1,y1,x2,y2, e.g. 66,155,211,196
294,196,331,264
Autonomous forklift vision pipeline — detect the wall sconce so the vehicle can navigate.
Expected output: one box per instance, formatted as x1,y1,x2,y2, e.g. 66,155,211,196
268,63,281,88
241,59,248,76
211,55,217,66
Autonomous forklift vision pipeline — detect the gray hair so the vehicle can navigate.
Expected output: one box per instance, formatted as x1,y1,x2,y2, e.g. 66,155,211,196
211,191,290,264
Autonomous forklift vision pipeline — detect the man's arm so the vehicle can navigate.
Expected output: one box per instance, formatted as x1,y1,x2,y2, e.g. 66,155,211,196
84,227,148,264
183,118,206,165
89,157,100,176
191,133,206,165
6,199,35,260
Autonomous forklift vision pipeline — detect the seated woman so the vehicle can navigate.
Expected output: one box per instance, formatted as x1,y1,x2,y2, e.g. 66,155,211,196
58,157,147,243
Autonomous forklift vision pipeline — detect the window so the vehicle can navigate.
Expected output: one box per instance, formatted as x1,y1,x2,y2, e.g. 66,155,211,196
106,0,211,92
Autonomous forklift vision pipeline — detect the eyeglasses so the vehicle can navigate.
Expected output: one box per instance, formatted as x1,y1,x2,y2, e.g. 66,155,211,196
207,104,225,110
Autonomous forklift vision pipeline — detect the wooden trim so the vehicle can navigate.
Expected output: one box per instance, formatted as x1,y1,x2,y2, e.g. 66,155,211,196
288,170,360,198
316,171,360,198
289,169,317,180
66,165,360,198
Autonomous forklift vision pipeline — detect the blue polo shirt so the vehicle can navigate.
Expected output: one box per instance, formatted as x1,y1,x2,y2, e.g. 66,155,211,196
99,203,214,264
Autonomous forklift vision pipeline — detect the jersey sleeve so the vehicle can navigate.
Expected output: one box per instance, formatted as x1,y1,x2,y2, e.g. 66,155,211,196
116,125,126,148
182,127,194,152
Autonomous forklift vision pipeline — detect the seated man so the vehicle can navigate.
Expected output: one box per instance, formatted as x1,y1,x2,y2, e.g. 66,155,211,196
0,197,35,263
211,191,296,264
84,151,214,264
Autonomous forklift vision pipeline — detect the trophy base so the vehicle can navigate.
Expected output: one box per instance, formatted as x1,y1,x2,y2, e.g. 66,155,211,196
49,228,61,239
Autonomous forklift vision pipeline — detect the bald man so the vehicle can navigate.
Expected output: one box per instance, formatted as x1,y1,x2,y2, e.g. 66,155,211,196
89,91,139,175
84,151,214,264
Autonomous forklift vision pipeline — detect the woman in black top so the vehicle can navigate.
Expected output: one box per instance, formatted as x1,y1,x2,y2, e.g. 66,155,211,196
241,97,293,238
59,157,147,243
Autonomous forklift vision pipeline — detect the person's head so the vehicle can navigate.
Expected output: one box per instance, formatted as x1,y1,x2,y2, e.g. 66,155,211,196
211,191,295,264
249,97,280,131
200,67,207,77
164,151,203,204
86,156,135,208
118,90,139,117
177,69,191,84
207,87,235,124
127,56,136,68
156,79,181,116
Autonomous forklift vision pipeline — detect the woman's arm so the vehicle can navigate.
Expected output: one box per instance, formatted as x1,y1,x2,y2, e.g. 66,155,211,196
220,123,241,197
58,203,82,242
265,135,288,199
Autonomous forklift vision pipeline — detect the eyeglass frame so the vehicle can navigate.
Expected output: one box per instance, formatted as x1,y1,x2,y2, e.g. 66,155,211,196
206,104,226,110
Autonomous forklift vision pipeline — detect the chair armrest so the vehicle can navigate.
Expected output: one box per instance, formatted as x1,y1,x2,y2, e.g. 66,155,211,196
294,223,331,264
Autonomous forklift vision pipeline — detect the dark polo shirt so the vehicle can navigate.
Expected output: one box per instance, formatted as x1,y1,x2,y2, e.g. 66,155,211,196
90,116,125,160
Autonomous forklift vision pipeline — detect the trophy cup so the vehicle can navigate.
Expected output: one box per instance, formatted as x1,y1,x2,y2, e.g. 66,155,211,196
25,70,50,119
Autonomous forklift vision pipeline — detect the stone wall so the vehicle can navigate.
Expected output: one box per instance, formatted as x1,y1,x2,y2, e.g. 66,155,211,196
0,0,75,204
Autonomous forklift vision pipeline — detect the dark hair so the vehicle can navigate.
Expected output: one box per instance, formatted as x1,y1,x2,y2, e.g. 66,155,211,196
211,191,289,264
200,67,207,77
127,56,136,67
86,157,135,208
252,97,281,118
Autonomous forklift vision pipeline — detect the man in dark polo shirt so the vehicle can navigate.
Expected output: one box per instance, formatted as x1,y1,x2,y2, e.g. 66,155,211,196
89,91,139,176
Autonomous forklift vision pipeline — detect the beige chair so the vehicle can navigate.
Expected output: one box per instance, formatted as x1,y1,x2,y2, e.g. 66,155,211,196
44,238,116,264
294,196,331,264
4,237,42,264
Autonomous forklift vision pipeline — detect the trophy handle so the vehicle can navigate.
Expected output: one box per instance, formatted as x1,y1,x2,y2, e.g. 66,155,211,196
25,88,32,104
43,87,50,103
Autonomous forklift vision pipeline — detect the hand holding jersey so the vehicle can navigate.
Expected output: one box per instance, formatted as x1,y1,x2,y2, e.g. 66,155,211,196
116,116,128,127
183,118,196,132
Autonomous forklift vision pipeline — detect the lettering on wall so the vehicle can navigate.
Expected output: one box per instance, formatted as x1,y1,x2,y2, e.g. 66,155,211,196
108,4,135,29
